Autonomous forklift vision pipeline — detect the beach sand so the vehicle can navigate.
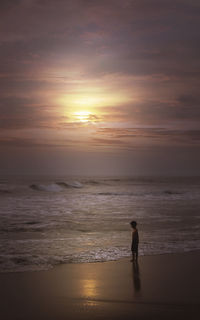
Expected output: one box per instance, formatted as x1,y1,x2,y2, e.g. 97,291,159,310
1,251,200,320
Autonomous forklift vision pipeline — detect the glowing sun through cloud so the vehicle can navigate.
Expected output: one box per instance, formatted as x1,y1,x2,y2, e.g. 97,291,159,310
73,111,92,122
57,93,105,125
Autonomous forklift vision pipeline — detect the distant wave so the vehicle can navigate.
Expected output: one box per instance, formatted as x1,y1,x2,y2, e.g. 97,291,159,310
30,183,62,192
0,226,44,233
98,192,133,196
0,189,11,194
30,181,83,192
56,181,83,188
24,221,40,225
85,180,102,185
97,190,185,198
163,190,182,195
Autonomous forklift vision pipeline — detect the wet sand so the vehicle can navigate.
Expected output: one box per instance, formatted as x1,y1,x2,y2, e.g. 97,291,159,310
1,251,200,320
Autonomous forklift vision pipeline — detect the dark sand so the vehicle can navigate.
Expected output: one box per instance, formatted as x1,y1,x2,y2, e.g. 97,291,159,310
1,252,200,320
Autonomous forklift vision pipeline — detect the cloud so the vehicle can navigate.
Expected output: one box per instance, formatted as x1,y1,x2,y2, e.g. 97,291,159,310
0,135,89,149
95,127,200,147
0,96,64,129
0,0,200,169
178,94,200,106
99,93,200,126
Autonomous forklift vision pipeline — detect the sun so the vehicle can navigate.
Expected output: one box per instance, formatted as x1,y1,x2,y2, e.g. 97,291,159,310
57,93,105,124
73,111,92,122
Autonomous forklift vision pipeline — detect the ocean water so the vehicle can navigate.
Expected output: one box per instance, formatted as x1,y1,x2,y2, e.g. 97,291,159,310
0,175,200,272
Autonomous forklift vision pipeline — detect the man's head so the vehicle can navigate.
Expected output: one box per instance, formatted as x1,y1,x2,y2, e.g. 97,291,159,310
130,220,137,228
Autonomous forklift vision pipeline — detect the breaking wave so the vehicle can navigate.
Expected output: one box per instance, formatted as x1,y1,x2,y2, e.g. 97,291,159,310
30,181,83,192
30,183,63,192
56,181,83,188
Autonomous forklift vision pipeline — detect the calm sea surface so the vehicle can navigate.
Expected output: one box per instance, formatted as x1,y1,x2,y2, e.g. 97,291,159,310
0,175,200,272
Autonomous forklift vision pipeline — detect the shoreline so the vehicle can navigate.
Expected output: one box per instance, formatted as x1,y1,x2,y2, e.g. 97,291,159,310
1,249,200,274
1,251,200,319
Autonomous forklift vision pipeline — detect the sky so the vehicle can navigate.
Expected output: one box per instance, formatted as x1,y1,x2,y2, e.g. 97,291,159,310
0,0,200,176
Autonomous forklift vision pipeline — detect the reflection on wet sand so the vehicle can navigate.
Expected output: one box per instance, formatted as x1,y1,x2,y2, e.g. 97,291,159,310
132,260,141,293
81,279,98,299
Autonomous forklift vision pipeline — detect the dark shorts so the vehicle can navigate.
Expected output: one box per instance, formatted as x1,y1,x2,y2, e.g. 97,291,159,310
131,243,138,252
